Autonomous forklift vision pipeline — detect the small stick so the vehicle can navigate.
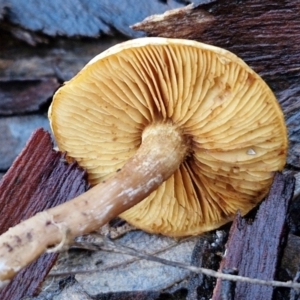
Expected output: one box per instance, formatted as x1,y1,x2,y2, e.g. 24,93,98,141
52,236,300,291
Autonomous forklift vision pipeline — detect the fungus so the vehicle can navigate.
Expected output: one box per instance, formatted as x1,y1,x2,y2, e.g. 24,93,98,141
0,38,288,284
49,37,287,236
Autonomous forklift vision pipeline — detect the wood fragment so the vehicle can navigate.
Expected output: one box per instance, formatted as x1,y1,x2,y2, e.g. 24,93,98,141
133,0,300,77
0,78,59,115
132,4,214,40
0,128,88,299
212,173,295,300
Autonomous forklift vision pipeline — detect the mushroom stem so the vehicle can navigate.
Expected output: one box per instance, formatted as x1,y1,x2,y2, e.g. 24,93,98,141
0,122,189,285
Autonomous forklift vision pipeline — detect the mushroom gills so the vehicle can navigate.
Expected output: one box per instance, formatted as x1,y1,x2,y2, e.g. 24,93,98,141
49,37,287,236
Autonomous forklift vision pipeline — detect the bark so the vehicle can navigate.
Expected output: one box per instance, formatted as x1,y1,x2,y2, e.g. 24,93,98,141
133,0,300,78
212,173,295,300
0,128,88,298
0,78,59,115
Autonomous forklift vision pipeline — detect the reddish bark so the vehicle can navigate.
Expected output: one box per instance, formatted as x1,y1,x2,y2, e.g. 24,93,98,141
0,128,89,299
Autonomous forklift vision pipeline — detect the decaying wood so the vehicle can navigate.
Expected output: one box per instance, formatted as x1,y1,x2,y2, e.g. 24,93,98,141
212,173,295,300
0,78,59,115
133,0,300,77
0,128,88,299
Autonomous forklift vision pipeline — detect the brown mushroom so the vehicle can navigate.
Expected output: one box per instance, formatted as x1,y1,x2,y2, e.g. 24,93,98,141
0,38,288,286
49,37,287,236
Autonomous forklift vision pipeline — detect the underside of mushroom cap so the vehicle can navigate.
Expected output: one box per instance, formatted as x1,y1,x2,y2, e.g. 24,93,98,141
49,37,287,236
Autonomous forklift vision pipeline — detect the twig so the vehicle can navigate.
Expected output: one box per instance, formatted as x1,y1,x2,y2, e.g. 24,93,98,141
50,236,300,290
50,235,195,276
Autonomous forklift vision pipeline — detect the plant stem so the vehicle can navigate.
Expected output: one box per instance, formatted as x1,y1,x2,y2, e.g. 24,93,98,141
0,122,189,286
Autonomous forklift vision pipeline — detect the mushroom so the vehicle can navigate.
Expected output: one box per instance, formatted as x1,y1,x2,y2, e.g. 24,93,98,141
49,37,287,236
0,38,287,285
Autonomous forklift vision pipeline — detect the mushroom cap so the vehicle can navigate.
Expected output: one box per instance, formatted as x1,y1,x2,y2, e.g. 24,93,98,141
49,37,287,236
